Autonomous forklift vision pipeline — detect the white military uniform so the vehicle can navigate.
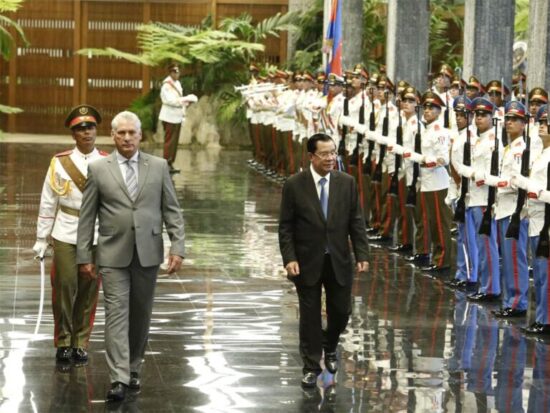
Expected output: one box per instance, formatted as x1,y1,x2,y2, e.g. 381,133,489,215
37,147,106,244
158,76,185,124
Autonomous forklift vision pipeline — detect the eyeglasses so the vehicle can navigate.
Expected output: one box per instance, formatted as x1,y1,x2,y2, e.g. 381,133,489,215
313,151,337,159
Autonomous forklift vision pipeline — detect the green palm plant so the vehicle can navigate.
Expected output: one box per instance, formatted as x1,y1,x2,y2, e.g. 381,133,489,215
79,12,298,132
0,0,28,114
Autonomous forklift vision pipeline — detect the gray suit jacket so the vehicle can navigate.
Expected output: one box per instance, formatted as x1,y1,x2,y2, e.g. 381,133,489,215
76,151,185,268
278,169,369,286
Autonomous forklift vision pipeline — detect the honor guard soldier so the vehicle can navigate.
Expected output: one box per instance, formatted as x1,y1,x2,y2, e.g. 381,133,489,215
461,98,501,302
432,63,454,129
324,73,346,146
404,91,453,272
516,105,550,334
33,105,108,365
465,76,485,101
447,95,477,288
486,80,510,115
485,101,529,318
386,84,417,253
528,87,548,157
450,75,466,100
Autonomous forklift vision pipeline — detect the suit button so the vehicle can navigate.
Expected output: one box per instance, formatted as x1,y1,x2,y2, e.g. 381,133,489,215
133,207,137,211
131,226,135,231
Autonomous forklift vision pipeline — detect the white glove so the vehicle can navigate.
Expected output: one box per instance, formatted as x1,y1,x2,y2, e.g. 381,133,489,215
375,133,388,145
182,94,198,104
539,190,550,204
390,144,404,155
355,123,368,135
33,238,49,259
527,181,544,196
338,115,355,128
511,174,529,190
409,152,425,163
484,174,501,187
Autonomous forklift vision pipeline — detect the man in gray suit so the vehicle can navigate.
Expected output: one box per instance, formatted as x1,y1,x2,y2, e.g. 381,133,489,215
279,133,369,389
77,111,185,402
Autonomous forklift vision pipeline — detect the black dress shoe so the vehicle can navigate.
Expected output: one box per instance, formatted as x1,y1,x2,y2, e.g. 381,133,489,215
366,227,379,235
324,352,338,374
301,372,318,388
72,348,88,364
388,244,413,253
467,292,501,302
56,347,72,363
523,323,550,335
106,382,127,402
368,235,392,243
129,372,141,390
420,265,450,273
404,253,429,263
493,308,527,318
456,280,478,290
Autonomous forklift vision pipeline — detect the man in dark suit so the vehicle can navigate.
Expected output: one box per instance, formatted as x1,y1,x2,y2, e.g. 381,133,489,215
278,133,369,388
76,111,185,402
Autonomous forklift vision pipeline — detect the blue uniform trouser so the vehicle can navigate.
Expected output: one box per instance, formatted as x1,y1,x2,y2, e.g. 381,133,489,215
466,206,499,294
498,217,529,310
529,236,550,324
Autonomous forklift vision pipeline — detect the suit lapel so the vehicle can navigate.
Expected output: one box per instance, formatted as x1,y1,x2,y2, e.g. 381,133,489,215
106,152,132,201
305,169,326,222
135,152,150,201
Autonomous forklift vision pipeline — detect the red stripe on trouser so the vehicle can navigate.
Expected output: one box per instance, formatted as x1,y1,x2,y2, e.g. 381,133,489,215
399,180,408,243
374,185,381,224
511,240,520,309
421,192,429,253
287,133,295,174
485,237,494,294
434,192,446,267
50,261,59,347
382,175,393,235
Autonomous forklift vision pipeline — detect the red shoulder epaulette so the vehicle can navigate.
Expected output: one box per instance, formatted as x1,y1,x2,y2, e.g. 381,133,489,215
55,149,73,157
99,150,109,156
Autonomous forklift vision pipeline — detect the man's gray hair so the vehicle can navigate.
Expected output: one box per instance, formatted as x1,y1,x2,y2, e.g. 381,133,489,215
111,111,141,131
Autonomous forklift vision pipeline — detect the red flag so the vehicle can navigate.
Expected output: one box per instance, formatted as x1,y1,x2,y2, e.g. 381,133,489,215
324,0,342,76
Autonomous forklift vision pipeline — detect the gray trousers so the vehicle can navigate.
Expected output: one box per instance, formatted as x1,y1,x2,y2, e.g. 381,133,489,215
100,248,159,385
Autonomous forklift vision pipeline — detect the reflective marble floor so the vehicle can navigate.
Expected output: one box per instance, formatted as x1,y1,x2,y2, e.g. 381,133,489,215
0,139,549,413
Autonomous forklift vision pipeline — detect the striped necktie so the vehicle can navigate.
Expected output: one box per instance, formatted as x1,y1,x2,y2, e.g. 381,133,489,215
125,160,138,200
319,177,328,219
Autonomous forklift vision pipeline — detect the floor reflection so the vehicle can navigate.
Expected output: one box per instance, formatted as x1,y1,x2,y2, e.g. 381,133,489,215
0,141,550,412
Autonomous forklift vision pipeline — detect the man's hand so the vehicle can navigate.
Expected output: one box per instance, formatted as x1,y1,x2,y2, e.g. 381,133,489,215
356,261,369,273
78,263,97,280
166,255,183,274
285,261,300,277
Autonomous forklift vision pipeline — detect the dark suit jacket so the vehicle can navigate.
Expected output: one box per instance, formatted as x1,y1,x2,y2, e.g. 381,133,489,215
278,169,369,286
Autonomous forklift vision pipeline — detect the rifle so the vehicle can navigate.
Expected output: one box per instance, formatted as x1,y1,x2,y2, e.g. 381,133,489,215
350,85,366,166
478,117,500,236
506,113,531,239
389,85,402,196
443,86,450,128
453,113,471,222
362,87,376,175
406,105,422,207
500,77,508,146
536,161,550,258
338,74,349,158
373,90,389,183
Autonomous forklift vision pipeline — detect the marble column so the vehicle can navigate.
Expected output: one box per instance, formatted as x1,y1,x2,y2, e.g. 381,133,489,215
527,0,550,91
462,0,515,85
385,0,430,90
341,0,363,71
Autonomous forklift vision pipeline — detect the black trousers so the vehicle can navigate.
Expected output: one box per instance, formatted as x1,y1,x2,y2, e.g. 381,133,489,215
295,254,352,374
